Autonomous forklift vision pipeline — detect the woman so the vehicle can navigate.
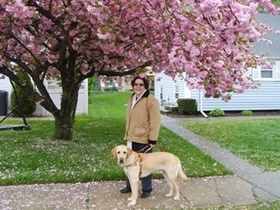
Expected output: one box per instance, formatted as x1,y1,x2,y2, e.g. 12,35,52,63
120,75,161,198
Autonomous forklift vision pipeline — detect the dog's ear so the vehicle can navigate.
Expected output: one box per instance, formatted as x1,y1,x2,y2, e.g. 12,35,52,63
111,146,117,158
126,146,132,159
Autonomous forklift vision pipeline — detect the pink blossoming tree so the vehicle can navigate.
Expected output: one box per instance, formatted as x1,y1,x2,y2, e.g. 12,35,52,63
0,0,278,139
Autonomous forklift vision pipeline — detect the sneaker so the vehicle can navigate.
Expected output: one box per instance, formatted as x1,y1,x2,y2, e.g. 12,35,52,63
140,191,151,198
120,187,131,193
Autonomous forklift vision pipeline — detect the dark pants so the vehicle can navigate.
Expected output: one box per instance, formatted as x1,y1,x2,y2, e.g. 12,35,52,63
125,142,153,192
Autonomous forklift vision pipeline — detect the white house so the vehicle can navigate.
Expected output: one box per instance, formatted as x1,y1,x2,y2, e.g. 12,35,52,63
0,76,88,116
154,13,280,112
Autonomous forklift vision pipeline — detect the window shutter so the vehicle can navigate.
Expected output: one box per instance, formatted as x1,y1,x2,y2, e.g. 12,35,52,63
276,61,280,80
252,67,260,80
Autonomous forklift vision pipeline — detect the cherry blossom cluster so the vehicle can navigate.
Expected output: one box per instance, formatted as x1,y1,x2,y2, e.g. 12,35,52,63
0,0,279,100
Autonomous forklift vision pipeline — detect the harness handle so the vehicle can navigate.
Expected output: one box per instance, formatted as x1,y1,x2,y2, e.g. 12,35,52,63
137,143,164,154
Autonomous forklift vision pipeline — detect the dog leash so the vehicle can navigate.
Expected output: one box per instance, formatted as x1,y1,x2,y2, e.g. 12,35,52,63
137,143,164,154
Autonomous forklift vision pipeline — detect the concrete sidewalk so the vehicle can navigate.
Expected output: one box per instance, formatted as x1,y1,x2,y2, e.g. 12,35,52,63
0,115,279,209
2,174,279,210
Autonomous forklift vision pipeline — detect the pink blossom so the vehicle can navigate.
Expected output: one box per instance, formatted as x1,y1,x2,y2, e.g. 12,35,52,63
190,47,200,58
156,77,162,81
0,59,5,67
261,61,275,69
0,0,279,103
221,95,231,102
97,33,109,40
37,99,45,104
139,73,146,78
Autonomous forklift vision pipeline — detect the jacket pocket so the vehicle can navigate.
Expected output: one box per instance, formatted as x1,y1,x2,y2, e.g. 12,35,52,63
134,126,148,137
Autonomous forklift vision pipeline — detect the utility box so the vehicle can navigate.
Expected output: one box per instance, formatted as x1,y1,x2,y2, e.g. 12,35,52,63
0,90,8,115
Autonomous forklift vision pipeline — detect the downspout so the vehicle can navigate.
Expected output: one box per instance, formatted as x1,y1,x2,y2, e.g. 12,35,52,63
199,90,208,118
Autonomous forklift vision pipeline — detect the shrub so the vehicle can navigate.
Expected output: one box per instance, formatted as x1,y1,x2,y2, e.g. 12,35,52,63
177,98,197,115
88,77,99,92
10,72,36,117
209,109,225,117
104,86,118,91
241,110,253,116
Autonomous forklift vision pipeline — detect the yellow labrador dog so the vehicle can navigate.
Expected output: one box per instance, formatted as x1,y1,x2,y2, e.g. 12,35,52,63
111,145,188,207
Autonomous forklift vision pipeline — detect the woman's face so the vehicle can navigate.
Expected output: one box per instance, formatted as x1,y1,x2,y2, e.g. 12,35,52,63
133,79,145,97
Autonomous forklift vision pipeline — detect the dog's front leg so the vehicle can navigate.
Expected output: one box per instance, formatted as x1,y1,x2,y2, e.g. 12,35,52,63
127,178,139,207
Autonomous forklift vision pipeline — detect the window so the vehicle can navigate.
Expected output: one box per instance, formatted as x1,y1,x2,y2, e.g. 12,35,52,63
252,61,280,81
261,69,273,79
259,61,276,80
175,85,179,99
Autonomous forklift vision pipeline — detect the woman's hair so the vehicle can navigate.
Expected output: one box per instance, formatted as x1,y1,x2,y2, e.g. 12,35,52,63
131,76,149,89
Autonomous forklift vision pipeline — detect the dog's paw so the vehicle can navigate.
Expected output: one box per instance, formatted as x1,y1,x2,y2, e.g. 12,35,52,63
128,196,132,202
173,195,180,201
165,193,172,198
127,200,136,207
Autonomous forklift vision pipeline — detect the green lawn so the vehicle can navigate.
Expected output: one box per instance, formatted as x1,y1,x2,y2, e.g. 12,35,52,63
179,119,280,172
191,200,280,210
0,91,231,186
1,91,280,209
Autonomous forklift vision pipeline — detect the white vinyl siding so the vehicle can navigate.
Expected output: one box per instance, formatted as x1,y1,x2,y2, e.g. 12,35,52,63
155,60,280,112
191,80,280,111
154,72,189,105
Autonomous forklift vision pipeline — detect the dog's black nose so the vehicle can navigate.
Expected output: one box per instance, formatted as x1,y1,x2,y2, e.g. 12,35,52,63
119,158,124,164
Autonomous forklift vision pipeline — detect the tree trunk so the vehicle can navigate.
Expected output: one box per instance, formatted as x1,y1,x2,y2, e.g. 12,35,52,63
53,113,75,140
52,85,79,140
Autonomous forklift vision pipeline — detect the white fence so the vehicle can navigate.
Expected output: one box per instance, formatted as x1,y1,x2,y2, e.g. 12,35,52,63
0,76,88,116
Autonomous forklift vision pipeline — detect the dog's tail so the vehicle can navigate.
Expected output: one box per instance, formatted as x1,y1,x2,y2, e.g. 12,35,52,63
178,165,188,183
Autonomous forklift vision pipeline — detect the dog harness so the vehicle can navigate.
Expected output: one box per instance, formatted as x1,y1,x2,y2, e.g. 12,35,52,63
138,153,143,178
126,153,144,178
126,144,163,178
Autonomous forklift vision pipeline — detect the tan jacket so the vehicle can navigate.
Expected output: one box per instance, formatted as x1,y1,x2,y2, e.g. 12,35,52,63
124,90,161,144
